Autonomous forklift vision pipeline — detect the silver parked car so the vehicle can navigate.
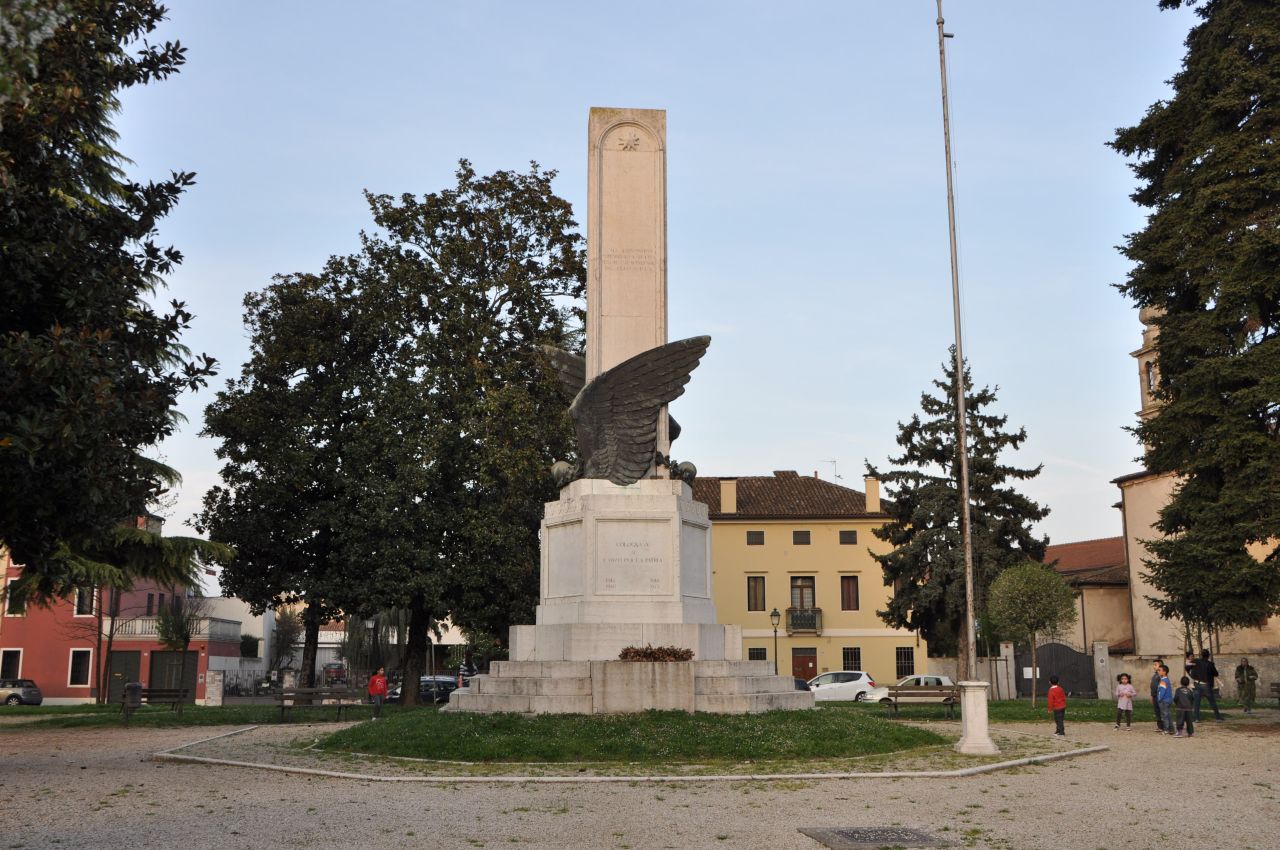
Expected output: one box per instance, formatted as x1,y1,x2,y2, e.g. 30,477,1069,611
0,678,43,706
807,670,876,702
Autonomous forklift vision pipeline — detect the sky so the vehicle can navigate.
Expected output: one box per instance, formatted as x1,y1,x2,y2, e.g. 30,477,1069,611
113,1,1200,548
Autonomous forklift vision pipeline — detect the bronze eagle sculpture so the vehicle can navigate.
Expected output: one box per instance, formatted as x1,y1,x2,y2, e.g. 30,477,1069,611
538,336,710,486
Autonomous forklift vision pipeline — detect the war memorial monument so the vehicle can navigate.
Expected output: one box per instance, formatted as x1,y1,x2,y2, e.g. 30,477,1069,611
445,108,812,714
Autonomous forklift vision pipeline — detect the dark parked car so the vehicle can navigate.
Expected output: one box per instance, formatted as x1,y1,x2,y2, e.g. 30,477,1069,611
387,675,459,704
793,677,811,691
0,679,42,706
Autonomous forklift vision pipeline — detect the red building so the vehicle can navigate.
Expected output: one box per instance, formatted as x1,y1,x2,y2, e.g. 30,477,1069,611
0,519,241,705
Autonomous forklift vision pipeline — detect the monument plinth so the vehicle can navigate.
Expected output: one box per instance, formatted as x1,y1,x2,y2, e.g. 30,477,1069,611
445,108,812,714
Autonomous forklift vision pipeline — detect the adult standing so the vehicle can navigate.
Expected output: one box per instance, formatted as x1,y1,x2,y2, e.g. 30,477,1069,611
1150,659,1166,732
1235,657,1259,714
368,665,388,721
1191,649,1224,722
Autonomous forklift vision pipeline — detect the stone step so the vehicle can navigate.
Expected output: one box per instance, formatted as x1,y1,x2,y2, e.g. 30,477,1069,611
444,691,594,714
694,691,815,714
471,674,592,697
693,660,775,677
694,675,795,695
490,660,592,679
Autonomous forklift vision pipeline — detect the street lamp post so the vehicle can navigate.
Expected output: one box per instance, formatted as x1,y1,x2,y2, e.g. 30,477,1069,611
769,608,781,676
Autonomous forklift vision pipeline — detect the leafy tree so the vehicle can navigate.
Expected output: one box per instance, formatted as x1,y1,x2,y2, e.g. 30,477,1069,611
1112,0,1280,633
270,609,302,671
868,350,1049,678
200,162,582,703
986,562,1078,707
155,593,207,717
0,0,215,597
196,275,366,685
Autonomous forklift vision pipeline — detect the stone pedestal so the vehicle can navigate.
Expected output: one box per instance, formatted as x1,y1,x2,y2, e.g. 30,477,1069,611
954,681,1000,755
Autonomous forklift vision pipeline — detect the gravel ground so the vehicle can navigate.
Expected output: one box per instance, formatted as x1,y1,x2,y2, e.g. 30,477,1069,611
1,711,1276,850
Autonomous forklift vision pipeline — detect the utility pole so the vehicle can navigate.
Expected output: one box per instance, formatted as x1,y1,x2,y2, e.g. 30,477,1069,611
936,0,998,756
936,0,977,683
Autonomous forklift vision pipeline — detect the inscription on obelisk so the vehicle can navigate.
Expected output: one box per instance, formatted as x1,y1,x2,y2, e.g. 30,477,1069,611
587,107,670,459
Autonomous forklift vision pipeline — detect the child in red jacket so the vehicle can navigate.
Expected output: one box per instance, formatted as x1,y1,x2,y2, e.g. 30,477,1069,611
1047,675,1067,737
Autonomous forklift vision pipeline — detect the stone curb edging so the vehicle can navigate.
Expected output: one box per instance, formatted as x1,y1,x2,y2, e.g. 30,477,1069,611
152,726,1108,784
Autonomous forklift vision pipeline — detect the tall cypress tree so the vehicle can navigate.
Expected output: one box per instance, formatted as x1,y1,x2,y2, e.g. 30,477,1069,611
868,351,1049,670
1112,0,1280,634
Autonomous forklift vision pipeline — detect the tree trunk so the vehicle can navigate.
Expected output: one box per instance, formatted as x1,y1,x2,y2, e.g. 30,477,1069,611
1029,633,1038,709
300,603,322,688
175,643,188,719
401,598,432,707
94,597,105,704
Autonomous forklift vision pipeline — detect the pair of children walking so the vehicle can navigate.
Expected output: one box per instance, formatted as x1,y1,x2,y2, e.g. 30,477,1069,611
1148,664,1198,737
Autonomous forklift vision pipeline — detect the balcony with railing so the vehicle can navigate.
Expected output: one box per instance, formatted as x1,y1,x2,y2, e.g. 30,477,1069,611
108,616,241,643
785,607,822,635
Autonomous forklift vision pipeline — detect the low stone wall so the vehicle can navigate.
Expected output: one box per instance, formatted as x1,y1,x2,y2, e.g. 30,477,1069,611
1097,648,1280,701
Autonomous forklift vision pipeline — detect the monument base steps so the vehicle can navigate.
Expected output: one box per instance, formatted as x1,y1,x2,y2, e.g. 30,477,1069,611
443,659,814,715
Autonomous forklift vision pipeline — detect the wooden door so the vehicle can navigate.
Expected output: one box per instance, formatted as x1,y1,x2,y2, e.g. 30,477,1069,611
791,647,817,680
107,651,140,703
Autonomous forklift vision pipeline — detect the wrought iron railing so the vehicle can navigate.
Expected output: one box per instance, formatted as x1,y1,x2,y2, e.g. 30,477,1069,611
109,616,241,643
786,607,822,635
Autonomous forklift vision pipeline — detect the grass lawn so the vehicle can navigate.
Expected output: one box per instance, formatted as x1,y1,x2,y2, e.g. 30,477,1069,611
316,705,947,763
0,702,378,729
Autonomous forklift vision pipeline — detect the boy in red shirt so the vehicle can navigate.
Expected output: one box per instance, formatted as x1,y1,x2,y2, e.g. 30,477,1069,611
368,666,388,720
1047,675,1067,737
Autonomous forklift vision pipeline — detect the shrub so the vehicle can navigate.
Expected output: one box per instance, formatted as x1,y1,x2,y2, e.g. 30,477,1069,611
618,644,694,662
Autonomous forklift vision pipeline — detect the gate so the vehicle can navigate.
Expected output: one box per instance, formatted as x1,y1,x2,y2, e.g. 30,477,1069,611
1014,642,1095,699
148,651,198,702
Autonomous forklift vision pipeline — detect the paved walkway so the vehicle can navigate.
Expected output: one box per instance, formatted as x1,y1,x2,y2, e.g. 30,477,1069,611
2,713,1276,849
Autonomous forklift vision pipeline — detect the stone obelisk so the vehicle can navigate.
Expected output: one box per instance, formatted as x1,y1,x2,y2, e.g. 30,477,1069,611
587,107,671,467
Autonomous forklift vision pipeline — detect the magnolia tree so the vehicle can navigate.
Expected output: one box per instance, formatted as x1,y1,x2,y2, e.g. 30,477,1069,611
986,562,1077,707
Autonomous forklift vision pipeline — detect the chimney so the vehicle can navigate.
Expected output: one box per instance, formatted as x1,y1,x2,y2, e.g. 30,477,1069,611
720,478,737,514
864,476,881,514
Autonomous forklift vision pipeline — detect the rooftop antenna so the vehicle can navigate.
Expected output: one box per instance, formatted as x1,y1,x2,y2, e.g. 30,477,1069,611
825,460,842,481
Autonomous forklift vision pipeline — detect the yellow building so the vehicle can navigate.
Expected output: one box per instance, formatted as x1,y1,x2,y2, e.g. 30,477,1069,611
692,471,926,686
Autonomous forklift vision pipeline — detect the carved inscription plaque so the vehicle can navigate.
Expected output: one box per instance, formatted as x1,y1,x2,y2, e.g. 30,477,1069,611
596,519,671,595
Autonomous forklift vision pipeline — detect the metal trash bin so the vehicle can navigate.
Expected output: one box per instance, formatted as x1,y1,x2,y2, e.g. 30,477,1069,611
122,682,143,725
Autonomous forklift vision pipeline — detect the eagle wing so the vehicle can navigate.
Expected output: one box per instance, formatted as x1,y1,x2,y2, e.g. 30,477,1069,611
570,336,710,485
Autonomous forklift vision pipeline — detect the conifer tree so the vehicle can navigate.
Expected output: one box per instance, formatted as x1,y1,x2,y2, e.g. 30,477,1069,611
869,351,1049,673
1112,0,1280,632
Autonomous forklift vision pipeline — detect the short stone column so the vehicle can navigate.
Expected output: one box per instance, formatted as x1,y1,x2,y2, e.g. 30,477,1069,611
204,669,224,707
954,681,1000,756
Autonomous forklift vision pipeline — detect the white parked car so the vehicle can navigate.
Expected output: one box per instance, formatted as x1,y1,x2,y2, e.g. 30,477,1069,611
865,674,956,705
807,670,877,701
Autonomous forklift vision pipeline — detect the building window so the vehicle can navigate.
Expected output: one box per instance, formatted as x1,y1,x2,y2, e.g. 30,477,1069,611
157,593,165,613
4,580,24,616
792,530,811,545
896,646,916,678
74,587,94,616
1145,360,1156,394
68,649,92,687
748,647,767,661
842,646,862,671
109,589,121,616
146,593,155,616
839,529,858,545
790,576,816,609
746,530,764,546
746,576,766,612
840,575,860,611
0,649,20,679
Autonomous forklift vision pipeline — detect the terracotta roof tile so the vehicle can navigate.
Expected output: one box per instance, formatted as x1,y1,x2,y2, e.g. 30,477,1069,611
1042,536,1128,586
692,472,883,520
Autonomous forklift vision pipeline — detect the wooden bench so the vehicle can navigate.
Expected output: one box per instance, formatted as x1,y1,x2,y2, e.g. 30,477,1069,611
120,687,188,724
1270,681,1280,707
272,687,369,721
882,685,961,719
